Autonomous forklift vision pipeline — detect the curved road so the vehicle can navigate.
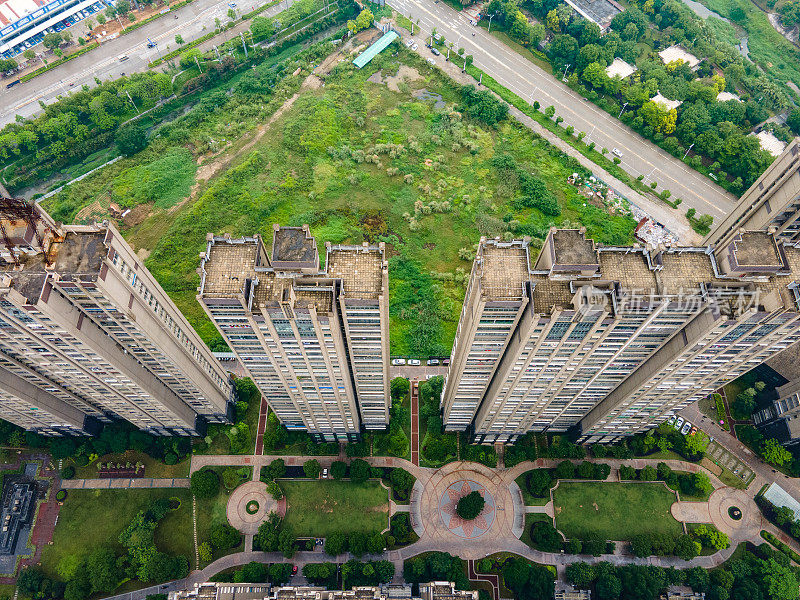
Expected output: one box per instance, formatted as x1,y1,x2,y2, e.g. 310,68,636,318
388,0,737,220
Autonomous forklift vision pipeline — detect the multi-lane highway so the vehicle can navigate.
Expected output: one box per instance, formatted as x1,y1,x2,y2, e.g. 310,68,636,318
388,0,737,220
0,0,295,126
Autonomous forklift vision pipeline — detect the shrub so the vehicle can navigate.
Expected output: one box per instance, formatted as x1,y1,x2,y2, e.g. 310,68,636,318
60,465,75,479
303,459,321,479
331,460,347,480
527,469,553,497
530,521,562,552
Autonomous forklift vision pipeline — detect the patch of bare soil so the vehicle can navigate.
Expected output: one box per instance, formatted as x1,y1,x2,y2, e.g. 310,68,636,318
386,65,421,92
74,200,105,224
136,248,151,261
123,203,153,227
592,502,599,511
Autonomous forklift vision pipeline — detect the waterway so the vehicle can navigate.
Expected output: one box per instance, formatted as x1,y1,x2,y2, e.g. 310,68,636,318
679,0,750,60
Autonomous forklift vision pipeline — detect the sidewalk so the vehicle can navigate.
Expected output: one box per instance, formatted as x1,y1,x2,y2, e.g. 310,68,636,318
61,477,190,489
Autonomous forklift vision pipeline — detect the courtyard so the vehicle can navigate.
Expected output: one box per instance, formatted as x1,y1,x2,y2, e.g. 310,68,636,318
280,480,389,537
553,481,683,541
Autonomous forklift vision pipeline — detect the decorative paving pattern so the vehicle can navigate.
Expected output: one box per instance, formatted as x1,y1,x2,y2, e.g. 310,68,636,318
438,479,496,539
227,481,276,535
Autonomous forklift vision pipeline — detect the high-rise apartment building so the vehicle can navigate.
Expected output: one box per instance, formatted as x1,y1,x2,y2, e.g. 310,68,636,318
443,228,800,443
197,225,390,441
705,139,800,248
0,199,234,436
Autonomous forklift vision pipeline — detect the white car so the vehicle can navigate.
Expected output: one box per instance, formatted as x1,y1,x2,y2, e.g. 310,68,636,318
391,358,406,366
406,39,414,47
412,43,418,51
427,57,436,65
681,421,692,435
408,359,421,366
674,416,684,430
322,468,328,478
666,415,676,426
427,359,440,366
612,148,623,157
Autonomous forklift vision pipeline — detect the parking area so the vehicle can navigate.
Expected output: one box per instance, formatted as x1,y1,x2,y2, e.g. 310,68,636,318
706,440,755,486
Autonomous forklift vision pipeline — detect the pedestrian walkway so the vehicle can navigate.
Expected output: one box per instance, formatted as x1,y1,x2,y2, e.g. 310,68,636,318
60,478,190,489
467,559,499,600
410,380,420,467
254,395,269,456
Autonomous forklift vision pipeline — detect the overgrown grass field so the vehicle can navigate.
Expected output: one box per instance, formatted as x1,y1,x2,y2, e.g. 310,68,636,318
42,44,635,356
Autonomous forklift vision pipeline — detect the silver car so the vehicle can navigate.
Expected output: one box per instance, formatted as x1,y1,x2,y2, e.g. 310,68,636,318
681,421,692,435
674,416,684,430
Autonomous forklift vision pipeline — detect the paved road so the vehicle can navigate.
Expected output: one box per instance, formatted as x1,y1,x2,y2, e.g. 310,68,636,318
0,0,296,126
388,0,737,220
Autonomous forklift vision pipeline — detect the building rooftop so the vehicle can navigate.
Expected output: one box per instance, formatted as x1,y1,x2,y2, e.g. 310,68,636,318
326,245,384,300
200,239,260,299
730,232,783,269
658,45,700,68
272,225,318,270
755,131,787,158
478,241,530,301
553,229,599,268
606,57,636,79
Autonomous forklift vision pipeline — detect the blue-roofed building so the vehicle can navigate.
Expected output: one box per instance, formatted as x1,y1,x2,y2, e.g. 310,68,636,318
353,30,398,69
0,0,106,59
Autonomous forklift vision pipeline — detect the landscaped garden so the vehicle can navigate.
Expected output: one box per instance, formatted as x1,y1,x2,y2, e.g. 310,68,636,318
553,481,682,541
281,480,388,537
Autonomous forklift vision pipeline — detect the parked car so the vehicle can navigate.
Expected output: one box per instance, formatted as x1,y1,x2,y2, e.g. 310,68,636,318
443,358,450,365
322,468,328,479
427,358,440,365
406,39,414,47
391,358,406,366
689,426,697,435
666,415,676,425
431,47,440,56
612,147,623,157
681,421,692,435
6,80,20,89
674,416,684,430
427,57,436,65
411,43,418,50
291,565,298,575
408,359,421,366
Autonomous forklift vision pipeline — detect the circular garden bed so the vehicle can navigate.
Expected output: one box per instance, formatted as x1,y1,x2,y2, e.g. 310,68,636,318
169,497,182,510
55,489,67,502
728,506,742,521
246,500,260,515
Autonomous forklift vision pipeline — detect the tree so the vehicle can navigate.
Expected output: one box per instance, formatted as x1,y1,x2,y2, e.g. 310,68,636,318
390,377,410,399
530,521,562,552
577,461,595,479
198,542,212,562
761,438,792,466
349,458,371,483
640,465,657,481
347,8,374,34
115,122,148,156
596,572,622,600
331,460,347,480
503,558,555,600
209,522,240,550
788,108,800,135
85,548,118,593
348,532,368,557
390,468,415,495
762,558,799,600
97,13,107,25
555,460,575,479
267,480,282,500
565,562,594,588
265,458,286,480
190,469,219,499
325,533,347,556
278,529,295,558
459,85,509,126
565,539,582,554
456,491,485,520
43,32,63,50
630,535,652,557
674,534,699,560
23,49,36,61
527,469,553,497
254,513,281,551
303,459,321,479
367,532,385,555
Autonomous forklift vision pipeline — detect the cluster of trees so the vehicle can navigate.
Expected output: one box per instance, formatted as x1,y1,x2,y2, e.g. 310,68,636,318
482,0,778,191
250,0,328,41
738,426,796,470
388,467,416,501
566,542,799,600
323,530,387,557
628,524,728,560
596,422,707,461
372,378,411,458
0,71,171,190
404,552,471,591
456,490,485,520
731,381,766,419
757,496,800,544
491,153,560,216
501,558,555,600
346,7,373,34
525,462,611,498
618,462,714,499
418,376,457,463
458,85,508,127
530,521,615,556
254,512,297,558
303,560,394,588
210,561,292,585
460,439,498,467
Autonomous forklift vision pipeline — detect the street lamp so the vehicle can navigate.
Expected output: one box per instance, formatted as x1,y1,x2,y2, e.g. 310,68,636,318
487,11,498,32
562,63,570,81
617,101,628,118
683,143,694,161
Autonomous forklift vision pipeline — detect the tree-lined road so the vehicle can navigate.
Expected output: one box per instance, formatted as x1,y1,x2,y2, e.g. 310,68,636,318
0,0,295,127
387,0,737,220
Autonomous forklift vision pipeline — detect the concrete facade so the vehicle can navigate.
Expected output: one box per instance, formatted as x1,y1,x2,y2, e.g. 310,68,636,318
704,139,800,248
0,202,233,435
443,228,800,443
198,226,389,441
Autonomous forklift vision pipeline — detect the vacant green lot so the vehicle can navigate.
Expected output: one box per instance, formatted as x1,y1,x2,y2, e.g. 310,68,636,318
40,489,193,580
281,480,388,536
553,482,682,541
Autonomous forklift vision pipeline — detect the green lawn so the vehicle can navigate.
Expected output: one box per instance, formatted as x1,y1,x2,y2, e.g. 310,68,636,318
71,450,190,479
40,489,193,581
281,480,389,537
553,482,682,541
